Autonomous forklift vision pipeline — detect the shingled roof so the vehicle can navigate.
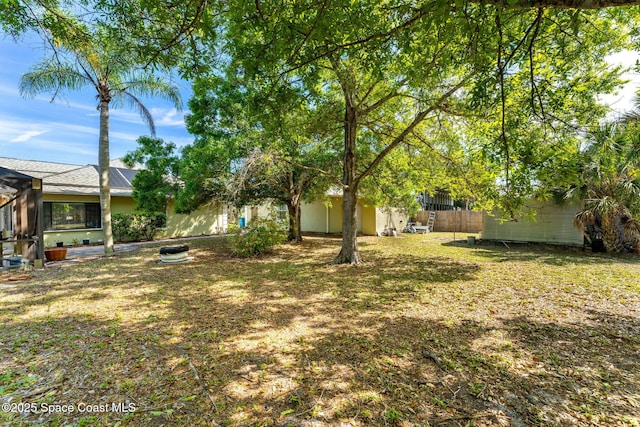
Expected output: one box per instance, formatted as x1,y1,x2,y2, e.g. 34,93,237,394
0,157,138,196
0,157,80,178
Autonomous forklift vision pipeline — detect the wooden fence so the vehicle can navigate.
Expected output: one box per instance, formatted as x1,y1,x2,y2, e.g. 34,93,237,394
415,210,483,233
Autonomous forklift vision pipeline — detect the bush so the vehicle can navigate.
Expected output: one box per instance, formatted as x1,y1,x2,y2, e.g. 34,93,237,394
112,212,167,243
230,218,285,257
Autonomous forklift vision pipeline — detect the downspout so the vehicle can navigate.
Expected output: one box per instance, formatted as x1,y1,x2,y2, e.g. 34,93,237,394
326,204,329,234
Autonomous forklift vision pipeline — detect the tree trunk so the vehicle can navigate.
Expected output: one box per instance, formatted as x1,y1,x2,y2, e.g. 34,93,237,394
98,99,115,256
286,197,303,242
332,99,362,265
602,212,627,253
334,184,361,264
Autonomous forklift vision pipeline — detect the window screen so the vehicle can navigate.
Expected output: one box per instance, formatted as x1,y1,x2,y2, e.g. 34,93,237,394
43,202,101,230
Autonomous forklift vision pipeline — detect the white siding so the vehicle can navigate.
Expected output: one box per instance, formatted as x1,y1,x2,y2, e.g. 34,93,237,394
482,201,583,245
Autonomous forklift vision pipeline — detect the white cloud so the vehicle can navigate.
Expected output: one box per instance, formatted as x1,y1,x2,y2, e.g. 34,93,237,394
33,94,98,113
155,108,186,127
0,118,101,162
0,119,50,141
110,129,149,141
0,83,19,96
10,129,48,143
108,107,187,128
53,122,98,135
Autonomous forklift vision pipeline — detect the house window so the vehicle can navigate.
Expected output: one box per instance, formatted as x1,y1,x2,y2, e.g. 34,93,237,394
43,202,101,230
277,204,288,222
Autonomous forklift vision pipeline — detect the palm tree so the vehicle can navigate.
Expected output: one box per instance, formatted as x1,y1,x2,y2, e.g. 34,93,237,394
572,173,640,253
567,123,640,253
20,40,182,256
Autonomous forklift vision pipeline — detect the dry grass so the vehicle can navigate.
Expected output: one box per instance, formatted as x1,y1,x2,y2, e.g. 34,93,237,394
1,233,639,427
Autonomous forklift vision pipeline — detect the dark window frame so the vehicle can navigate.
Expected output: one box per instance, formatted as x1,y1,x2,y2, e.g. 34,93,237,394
43,201,102,231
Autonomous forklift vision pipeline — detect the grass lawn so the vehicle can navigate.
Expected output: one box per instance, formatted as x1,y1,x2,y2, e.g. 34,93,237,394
1,233,639,426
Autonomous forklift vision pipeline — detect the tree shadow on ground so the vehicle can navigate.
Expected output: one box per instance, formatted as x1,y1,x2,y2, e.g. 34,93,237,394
442,239,636,266
2,236,639,426
5,307,637,426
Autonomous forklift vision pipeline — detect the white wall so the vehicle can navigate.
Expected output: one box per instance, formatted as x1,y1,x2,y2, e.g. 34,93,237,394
482,201,583,245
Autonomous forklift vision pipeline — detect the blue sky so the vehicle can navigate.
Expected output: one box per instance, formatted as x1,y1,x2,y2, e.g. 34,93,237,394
0,34,194,166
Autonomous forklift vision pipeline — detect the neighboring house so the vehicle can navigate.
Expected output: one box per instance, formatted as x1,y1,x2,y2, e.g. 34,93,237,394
0,157,227,248
164,199,229,238
482,200,583,246
417,190,456,211
301,190,409,235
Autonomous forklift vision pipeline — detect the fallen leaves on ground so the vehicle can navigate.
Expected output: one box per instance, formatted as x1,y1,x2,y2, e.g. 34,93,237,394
1,234,639,426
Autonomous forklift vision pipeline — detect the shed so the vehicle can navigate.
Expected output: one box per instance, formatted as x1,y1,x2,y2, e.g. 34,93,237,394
482,200,583,246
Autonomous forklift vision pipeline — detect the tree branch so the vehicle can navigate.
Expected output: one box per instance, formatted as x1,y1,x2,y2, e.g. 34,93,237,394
360,78,408,116
476,0,640,8
528,9,546,123
275,155,343,188
356,76,471,184
282,5,429,75
276,0,634,78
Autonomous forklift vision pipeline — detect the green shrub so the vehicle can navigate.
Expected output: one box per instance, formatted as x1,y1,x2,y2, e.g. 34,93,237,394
230,218,285,257
112,212,167,243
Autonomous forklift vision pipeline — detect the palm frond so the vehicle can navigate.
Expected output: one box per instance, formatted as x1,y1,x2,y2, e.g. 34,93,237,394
120,92,156,136
574,208,596,229
122,73,182,111
19,59,90,100
620,93,640,125
106,73,182,135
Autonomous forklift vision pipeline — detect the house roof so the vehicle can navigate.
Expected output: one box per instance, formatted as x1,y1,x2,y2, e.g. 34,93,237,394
0,157,137,197
0,157,80,178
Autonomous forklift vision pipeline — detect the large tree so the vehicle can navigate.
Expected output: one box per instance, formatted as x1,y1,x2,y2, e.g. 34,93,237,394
216,1,634,264
20,30,181,255
216,1,489,263
5,0,210,256
8,0,638,262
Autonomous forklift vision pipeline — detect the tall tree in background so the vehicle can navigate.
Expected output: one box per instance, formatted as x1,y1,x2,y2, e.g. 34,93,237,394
5,0,640,262
123,136,181,214
181,74,340,242
20,30,182,255
219,1,493,263
4,0,210,255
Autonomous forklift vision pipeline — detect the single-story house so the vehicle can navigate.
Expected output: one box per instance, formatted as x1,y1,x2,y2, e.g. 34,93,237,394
482,199,583,246
301,189,408,235
1,157,412,261
239,191,408,236
0,157,228,249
